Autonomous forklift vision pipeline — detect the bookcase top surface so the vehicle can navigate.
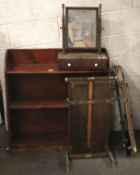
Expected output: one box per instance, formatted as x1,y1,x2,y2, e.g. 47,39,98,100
5,48,109,74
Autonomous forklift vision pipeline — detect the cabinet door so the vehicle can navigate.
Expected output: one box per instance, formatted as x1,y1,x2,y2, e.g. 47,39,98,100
67,78,112,154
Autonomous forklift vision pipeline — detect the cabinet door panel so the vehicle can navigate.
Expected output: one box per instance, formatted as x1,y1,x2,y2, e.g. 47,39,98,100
68,79,112,154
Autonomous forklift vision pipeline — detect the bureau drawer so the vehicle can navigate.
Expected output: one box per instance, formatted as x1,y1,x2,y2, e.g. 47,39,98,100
57,50,109,71
58,58,108,71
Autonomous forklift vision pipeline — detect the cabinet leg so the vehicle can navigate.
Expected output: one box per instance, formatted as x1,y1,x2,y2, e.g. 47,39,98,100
109,150,117,167
65,152,70,172
106,146,117,167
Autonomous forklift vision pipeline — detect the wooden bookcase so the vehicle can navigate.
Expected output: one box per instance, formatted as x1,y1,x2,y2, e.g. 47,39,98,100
5,49,109,151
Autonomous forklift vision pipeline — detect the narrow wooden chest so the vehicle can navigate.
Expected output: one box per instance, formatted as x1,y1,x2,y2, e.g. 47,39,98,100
66,77,112,157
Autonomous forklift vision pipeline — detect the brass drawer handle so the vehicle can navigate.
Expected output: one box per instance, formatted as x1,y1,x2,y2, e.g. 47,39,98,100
94,63,98,67
67,63,71,67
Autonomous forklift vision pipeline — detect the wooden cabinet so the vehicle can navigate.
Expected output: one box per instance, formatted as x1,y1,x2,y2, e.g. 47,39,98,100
66,77,112,158
5,49,109,151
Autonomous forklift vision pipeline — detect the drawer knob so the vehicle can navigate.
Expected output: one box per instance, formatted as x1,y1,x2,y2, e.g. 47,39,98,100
94,63,98,67
67,63,71,67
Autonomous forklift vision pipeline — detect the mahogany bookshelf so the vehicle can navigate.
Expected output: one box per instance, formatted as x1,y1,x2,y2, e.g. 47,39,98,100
5,49,109,151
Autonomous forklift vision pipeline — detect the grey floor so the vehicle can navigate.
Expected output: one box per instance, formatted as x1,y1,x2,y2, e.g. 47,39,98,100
0,124,140,175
